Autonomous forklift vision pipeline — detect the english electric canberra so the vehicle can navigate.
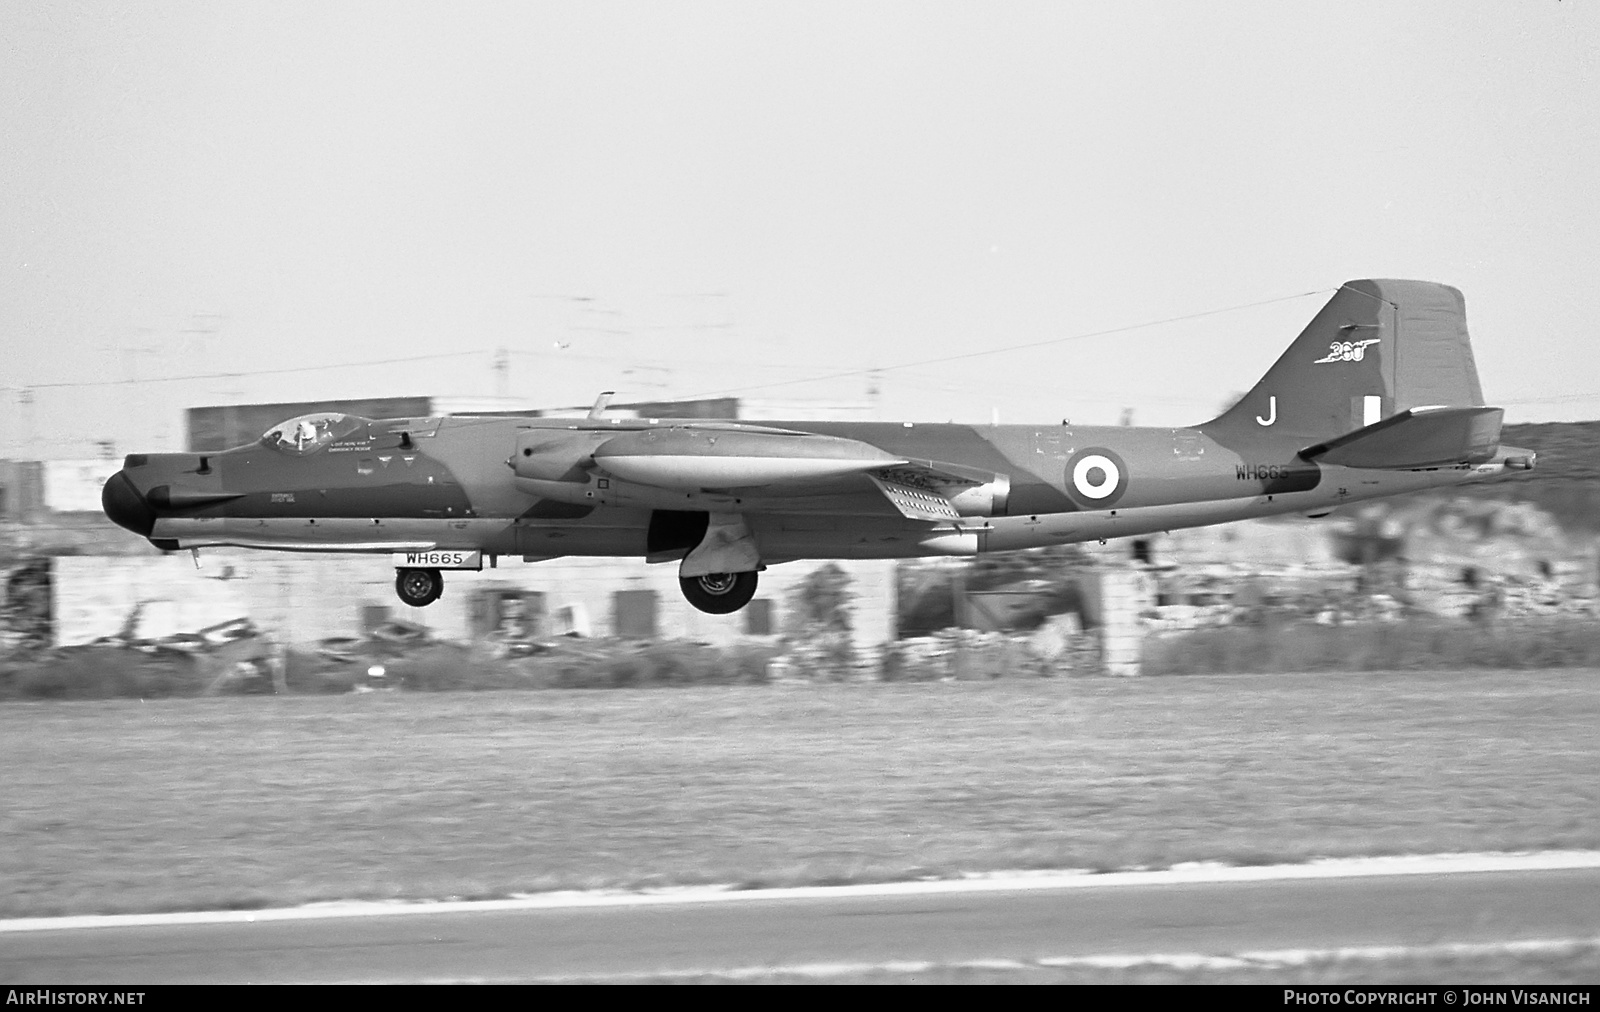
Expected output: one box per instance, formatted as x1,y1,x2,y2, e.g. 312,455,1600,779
103,280,1535,614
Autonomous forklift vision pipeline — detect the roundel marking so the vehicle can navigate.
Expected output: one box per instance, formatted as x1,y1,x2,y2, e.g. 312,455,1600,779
1064,447,1129,508
1072,455,1119,498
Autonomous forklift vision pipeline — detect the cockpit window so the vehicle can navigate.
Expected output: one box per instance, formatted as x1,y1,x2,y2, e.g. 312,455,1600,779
261,413,365,455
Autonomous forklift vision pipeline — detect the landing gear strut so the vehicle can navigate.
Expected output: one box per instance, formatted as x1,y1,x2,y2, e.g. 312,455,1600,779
395,567,444,607
679,571,758,615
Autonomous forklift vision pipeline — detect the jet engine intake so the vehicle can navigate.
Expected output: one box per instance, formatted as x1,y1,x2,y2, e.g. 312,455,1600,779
511,429,604,483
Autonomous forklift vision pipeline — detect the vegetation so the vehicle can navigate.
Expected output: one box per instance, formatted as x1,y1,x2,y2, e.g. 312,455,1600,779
8,609,1600,700
2,670,1596,918
783,561,859,679
0,637,787,700
0,644,207,700
789,561,854,633
1442,421,1600,533
1143,617,1600,675
539,640,778,689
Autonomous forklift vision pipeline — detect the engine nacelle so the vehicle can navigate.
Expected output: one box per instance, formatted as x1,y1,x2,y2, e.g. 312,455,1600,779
873,462,1010,517
591,427,904,490
510,429,607,483
946,474,1010,517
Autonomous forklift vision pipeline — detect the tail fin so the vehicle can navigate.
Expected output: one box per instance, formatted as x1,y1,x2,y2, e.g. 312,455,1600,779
1202,279,1487,440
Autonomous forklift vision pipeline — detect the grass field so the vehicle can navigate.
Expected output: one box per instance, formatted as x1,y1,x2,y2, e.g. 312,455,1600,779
2,669,1597,919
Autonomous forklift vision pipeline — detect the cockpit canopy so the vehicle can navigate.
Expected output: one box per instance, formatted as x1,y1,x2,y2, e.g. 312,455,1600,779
261,412,367,455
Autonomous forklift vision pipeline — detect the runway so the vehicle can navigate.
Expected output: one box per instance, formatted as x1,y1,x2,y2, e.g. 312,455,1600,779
4,855,1599,983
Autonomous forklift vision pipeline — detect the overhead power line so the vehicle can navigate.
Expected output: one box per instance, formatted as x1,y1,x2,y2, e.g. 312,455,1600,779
10,350,491,392
683,288,1335,400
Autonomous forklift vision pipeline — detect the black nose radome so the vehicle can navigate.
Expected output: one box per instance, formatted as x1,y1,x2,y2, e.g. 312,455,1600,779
102,471,155,538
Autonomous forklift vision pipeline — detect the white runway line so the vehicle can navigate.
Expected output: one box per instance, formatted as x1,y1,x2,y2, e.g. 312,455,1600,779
4,848,1600,934
461,937,1600,983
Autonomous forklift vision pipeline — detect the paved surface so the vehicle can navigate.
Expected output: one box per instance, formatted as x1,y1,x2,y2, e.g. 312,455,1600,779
4,865,1598,982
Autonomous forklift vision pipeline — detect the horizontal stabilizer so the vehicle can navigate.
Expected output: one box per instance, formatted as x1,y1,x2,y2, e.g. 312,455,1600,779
1299,406,1503,469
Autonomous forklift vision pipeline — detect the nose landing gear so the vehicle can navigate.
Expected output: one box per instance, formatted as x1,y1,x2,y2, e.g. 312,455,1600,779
395,567,444,607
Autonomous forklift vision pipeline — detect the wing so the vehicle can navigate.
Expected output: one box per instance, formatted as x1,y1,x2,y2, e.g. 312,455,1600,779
515,422,1009,520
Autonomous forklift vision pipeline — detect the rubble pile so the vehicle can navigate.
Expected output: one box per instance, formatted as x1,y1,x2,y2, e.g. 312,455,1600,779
1140,498,1595,631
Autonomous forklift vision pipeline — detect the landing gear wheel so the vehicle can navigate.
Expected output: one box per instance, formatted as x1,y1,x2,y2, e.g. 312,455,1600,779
395,567,444,607
679,571,758,614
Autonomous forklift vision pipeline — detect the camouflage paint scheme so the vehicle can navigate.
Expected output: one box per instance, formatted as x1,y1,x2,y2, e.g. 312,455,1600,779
103,280,1536,612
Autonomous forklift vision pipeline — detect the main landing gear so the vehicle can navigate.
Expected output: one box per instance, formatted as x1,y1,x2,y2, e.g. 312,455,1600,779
393,564,760,615
395,567,444,607
679,571,758,615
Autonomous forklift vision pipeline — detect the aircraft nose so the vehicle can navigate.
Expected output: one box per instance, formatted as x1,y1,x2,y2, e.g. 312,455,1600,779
101,469,156,537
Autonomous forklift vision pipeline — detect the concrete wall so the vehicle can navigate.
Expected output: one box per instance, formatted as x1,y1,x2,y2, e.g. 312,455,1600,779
43,460,121,513
52,552,896,651
0,461,45,522
1098,568,1145,676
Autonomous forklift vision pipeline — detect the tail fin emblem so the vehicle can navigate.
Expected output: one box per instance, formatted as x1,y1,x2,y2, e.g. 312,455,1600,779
1256,396,1277,426
1313,339,1379,364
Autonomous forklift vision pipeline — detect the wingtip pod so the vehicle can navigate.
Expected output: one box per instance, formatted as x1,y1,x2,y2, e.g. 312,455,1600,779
1203,279,1487,441
1503,449,1537,471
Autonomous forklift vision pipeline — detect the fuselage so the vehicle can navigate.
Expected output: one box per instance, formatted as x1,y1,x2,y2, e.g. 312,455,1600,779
101,412,1534,564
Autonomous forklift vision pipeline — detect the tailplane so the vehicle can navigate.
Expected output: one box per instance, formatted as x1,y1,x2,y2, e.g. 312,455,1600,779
1203,280,1488,441
1299,405,1503,469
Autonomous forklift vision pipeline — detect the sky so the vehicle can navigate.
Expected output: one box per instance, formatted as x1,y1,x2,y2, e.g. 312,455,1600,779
2,0,1597,458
